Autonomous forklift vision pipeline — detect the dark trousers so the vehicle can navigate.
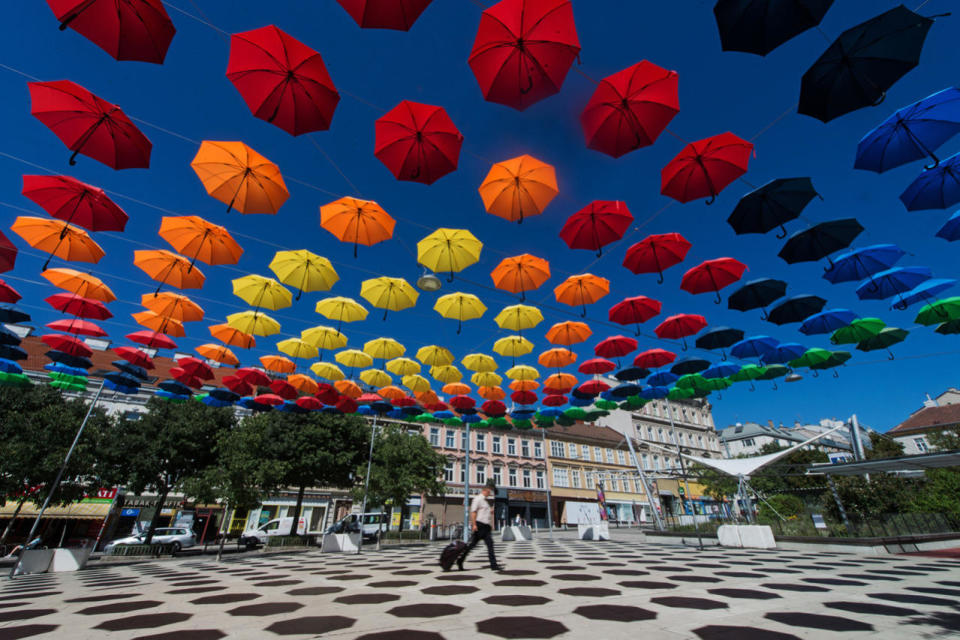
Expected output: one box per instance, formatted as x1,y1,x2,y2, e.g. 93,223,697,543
461,522,496,567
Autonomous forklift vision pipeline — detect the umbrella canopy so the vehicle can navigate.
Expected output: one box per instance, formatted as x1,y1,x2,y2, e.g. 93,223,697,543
417,228,482,280
477,384,506,399
269,250,338,301
191,141,288,214
545,320,591,346
387,357,421,376
647,371,678,387
798,5,935,123
823,243,905,284
430,365,461,384
767,294,826,325
506,365,539,381
831,317,885,345
789,347,833,369
232,275,292,311
434,293,487,334
12,216,105,269
595,336,638,359
580,59,679,158
544,372,577,392
462,353,497,372
681,257,747,303
899,152,960,211
443,382,471,395
779,218,864,267
468,0,580,111
375,100,462,184
0,231,16,273
670,355,710,375
133,310,184,337
856,87,960,173
578,357,615,375
472,371,503,387
661,132,753,204
134,250,205,291
915,297,960,326
494,304,543,333
311,362,345,381
335,349,374,369
857,327,908,358
763,342,807,365
490,253,550,300
493,335,534,358
277,338,320,360
635,348,675,369
799,308,858,335
608,296,661,335
936,209,960,241
126,330,176,349
894,278,957,310
0,281,21,304
196,343,239,366
623,232,691,283
28,79,152,169
159,216,243,269
613,366,647,381
654,313,707,350
226,310,281,336
727,177,819,238
141,292,203,323
360,369,392,387
335,0,432,30
402,374,431,392
45,349,91,369
416,345,453,366
0,308,30,324
209,323,256,349
22,174,128,232
320,197,396,257
45,292,111,319
315,296,368,332
42,333,92,357
714,0,834,56
301,326,347,353
226,25,339,136
363,337,405,361
479,155,558,223
46,0,175,63
695,326,744,359
856,266,931,301
936,319,960,335
554,274,610,316
538,348,576,369
559,200,633,256
46,318,104,337
42,268,114,302
114,345,153,369
730,335,779,361
261,355,295,374
360,276,418,320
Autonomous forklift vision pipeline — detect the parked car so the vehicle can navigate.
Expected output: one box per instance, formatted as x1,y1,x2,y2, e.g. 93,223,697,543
238,517,306,550
325,513,388,542
104,527,196,553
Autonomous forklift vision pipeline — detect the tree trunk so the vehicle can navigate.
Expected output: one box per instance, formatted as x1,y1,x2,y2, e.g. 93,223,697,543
289,484,305,536
376,504,384,550
144,485,170,545
0,499,26,546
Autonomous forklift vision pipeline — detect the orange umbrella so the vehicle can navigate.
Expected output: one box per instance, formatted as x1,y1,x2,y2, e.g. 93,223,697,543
478,385,506,401
538,347,577,368
159,216,243,269
196,343,239,366
287,374,318,395
442,382,471,395
415,389,440,405
261,355,295,373
11,216,104,269
544,372,578,392
209,323,256,349
478,155,558,224
509,379,539,391
554,274,610,317
377,385,406,400
141,292,204,322
191,141,289,214
133,310,185,337
545,320,592,345
490,254,550,300
42,268,115,302
335,379,362,399
134,250,205,293
319,197,396,257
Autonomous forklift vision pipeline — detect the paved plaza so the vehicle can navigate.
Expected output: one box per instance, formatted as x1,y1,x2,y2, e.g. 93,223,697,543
1,537,959,639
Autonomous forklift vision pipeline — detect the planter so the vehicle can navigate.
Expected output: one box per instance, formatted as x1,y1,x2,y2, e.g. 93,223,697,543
320,533,361,553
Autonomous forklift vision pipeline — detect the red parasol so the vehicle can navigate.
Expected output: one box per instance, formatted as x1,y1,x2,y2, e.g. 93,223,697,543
176,356,214,381
559,200,633,256
45,0,176,64
680,257,748,304
315,382,341,405
634,348,675,370
511,390,537,405
578,358,615,375
126,330,177,350
623,232,691,283
0,231,17,273
114,345,154,369
297,396,323,411
28,80,152,169
335,0,433,30
577,380,610,396
608,296,661,335
22,175,128,232
374,101,463,185
0,280,22,304
357,392,383,405
41,333,93,357
223,375,254,396
481,399,507,416
255,393,286,406
449,395,476,411
46,318,106,337
542,394,567,406
170,368,203,389
269,379,298,400
654,314,707,350
336,396,358,414
237,367,271,387
661,132,753,204
45,292,112,320
594,335,638,359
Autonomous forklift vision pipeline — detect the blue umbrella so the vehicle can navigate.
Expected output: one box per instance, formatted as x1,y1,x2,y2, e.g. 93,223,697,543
111,360,148,381
856,87,960,173
610,382,641,398
320,406,341,414
0,345,27,361
159,380,193,396
640,386,670,399
647,371,678,387
386,409,406,420
702,362,740,379
0,358,22,374
856,266,932,300
201,395,234,408
762,343,807,365
45,350,92,369
570,396,594,407
44,362,87,377
279,401,306,413
400,406,421,416
538,408,564,418
357,405,377,416
891,278,957,309
799,308,859,335
104,379,139,395
106,372,141,388
434,410,455,420
823,244,905,284
239,397,273,411
900,151,960,211
461,413,482,423
671,356,710,375
935,209,960,241
512,409,536,419
157,390,191,402
731,336,780,360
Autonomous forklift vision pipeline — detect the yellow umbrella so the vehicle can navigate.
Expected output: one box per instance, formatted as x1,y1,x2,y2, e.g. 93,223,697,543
232,274,292,311
226,310,281,336
506,364,539,381
416,345,453,366
434,292,487,334
360,368,392,388
311,361,345,381
276,338,319,360
416,228,483,281
335,349,373,369
402,374,431,393
269,249,338,301
493,335,534,357
360,276,419,320
316,296,368,331
461,353,498,372
386,357,421,376
300,325,347,353
430,365,462,383
494,304,543,332
363,337,405,360
471,371,502,387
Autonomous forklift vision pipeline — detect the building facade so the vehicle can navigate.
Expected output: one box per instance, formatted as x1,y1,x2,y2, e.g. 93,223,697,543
718,419,866,461
889,389,960,455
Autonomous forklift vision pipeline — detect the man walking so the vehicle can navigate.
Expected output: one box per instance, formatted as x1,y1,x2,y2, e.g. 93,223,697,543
457,479,503,571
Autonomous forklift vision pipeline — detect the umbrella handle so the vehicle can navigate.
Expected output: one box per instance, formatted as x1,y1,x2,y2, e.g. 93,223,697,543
748,381,755,392
776,225,787,239
520,290,526,302
705,195,716,206
657,271,664,285
457,319,462,335
811,370,819,377
681,338,688,351
832,369,839,378
382,308,388,321
295,289,303,302
68,149,80,166
872,91,886,107
771,382,778,391
354,243,358,259
581,305,587,318
447,273,455,283
887,350,895,360
634,323,641,337
714,291,722,304
760,308,768,321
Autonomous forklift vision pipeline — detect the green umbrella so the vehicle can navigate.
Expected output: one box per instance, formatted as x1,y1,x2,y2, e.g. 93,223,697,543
0,372,32,387
443,417,463,426
789,347,832,369
47,372,88,386
708,377,732,390
758,364,789,380
475,419,490,429
619,395,646,410
831,317,885,345
564,407,587,420
594,399,618,410
809,350,851,377
583,409,609,422
728,363,766,382
556,415,575,427
935,319,960,335
489,416,510,429
857,327,908,359
676,373,711,392
413,412,435,422
667,387,696,400
513,419,532,430
915,297,960,326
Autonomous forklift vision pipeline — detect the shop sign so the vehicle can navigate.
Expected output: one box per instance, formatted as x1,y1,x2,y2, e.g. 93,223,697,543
391,512,402,527
82,487,118,504
507,490,543,502
410,512,420,528
120,508,140,517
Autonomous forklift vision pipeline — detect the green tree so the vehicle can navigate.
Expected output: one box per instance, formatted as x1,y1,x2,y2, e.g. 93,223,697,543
926,425,960,451
912,468,960,515
866,431,905,459
750,443,829,496
690,463,738,502
0,385,112,545
758,494,805,522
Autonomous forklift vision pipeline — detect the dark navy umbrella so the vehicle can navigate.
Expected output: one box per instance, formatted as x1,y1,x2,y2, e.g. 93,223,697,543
156,390,192,402
105,371,141,388
570,396,593,407
731,335,780,360
762,342,807,365
856,87,960,173
0,325,22,346
461,413,482,423
728,278,787,319
671,356,710,375
538,408,564,418
767,295,826,325
210,387,240,402
610,382,641,398
239,397,273,412
104,379,139,395
640,386,670,399
936,209,960,241
702,362,740,379
613,366,649,381
695,326,744,360
280,401,309,413
799,308,859,335
714,0,834,56
159,380,193,396
935,319,960,335
856,266,932,300
727,177,820,237
111,360,148,381
45,350,92,369
891,278,956,309
370,400,393,414
647,371,678,387
0,308,31,324
798,5,935,123
779,218,864,268
0,345,27,360
823,244,905,284
900,151,960,211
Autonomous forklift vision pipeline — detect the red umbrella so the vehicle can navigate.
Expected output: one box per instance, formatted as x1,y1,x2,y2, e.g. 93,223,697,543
392,395,418,407
297,396,323,411
255,393,285,406
28,80,152,169
223,375,254,396
608,296,662,335
126,330,177,350
542,394,567,406
374,101,463,185
623,232,691,283
594,335,638,359
661,132,753,204
170,369,203,389
335,0,433,30
681,257,748,304
46,318,106,337
357,392,383,404
114,345,154,369
237,367,271,387
336,395,358,414
559,200,634,256
425,402,448,412
634,348,675,369
315,382,341,405
511,390,537,405
450,395,476,411
577,380,609,396
580,60,679,159
177,356,214,381
41,333,93,357
45,0,176,64
269,379,298,400
468,0,580,111
578,357,615,375
481,399,507,416
226,25,339,136
0,279,21,304
22,175,128,232
654,313,707,350
0,231,17,273
45,293,112,320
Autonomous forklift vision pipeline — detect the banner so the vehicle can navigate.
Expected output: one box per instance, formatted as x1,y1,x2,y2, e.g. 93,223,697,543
596,482,608,521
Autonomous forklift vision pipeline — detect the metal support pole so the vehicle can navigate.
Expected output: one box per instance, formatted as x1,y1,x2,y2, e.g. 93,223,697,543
462,423,471,542
622,431,664,531
356,414,378,554
827,475,850,530
664,399,702,549
738,475,754,523
850,414,866,461
93,485,122,552
540,427,554,538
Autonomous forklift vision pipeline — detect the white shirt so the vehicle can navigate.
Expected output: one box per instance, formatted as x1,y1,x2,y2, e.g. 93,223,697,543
470,492,492,525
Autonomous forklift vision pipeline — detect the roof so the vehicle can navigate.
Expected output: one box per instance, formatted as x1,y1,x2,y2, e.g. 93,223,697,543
718,422,804,444
545,423,631,448
889,403,960,435
808,450,960,476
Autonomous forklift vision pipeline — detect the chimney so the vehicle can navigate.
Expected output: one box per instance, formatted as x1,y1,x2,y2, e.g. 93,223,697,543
923,393,939,408
767,420,775,429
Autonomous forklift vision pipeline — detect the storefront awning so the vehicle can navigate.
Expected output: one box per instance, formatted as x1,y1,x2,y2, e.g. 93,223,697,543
0,500,111,520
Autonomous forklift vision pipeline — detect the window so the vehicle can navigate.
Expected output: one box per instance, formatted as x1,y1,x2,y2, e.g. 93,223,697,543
914,437,928,453
508,467,518,486
476,464,486,485
461,431,468,450
552,467,569,488
429,427,440,446
568,443,578,458
507,438,517,455
605,449,614,463
571,469,581,488
459,463,465,483
653,455,660,470
586,471,595,489
493,466,502,485
698,435,704,449
581,444,590,460
534,441,543,458
641,454,649,469
536,470,545,489
492,436,502,454
522,470,531,488
475,434,486,452
551,441,564,457
444,460,454,482
445,431,455,448
679,432,686,446
521,440,530,457
617,450,626,465
658,428,665,442
593,446,602,461
609,477,619,492
743,438,755,447
693,412,700,425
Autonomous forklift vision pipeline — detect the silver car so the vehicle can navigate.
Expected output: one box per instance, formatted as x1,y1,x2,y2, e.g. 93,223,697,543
104,527,197,553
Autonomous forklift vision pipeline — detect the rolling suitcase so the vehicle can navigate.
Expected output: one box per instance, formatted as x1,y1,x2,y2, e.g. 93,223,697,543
439,540,466,571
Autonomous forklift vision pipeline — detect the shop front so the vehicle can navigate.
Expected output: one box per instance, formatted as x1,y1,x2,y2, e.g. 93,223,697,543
244,492,333,535
505,489,548,528
0,488,117,548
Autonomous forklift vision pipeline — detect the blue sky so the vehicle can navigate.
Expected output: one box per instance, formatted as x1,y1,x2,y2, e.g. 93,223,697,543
1,1,957,432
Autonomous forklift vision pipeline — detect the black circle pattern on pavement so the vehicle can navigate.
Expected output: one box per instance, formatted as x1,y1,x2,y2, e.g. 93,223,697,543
693,625,802,640
264,615,356,635
764,612,873,632
574,604,657,622
355,632,446,640
286,586,345,596
483,595,552,606
421,585,479,595
94,612,192,631
476,616,569,639
77,600,163,615
559,587,621,597
191,593,261,605
708,588,782,600
824,601,915,616
335,593,401,605
0,609,58,623
0,624,60,639
130,631,226,640
388,603,463,618
226,602,303,616
651,597,729,610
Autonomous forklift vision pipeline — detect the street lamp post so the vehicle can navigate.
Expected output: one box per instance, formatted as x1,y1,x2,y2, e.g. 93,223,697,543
461,423,471,542
540,427,553,538
356,414,378,554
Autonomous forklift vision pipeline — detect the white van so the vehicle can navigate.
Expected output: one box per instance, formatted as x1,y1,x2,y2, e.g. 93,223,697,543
239,516,306,549
326,512,389,542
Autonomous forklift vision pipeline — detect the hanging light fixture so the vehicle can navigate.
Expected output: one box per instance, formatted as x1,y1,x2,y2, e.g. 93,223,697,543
416,269,442,292
784,373,803,383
